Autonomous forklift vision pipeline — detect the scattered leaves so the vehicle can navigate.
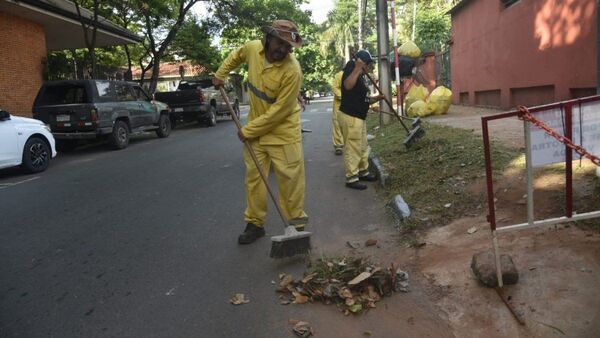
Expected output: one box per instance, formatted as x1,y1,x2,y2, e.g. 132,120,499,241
275,256,400,314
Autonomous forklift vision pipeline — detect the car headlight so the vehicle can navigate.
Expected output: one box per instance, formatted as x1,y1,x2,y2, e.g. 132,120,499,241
43,124,51,132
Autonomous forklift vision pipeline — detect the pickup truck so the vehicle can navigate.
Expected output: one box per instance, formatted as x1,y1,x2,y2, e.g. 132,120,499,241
32,80,172,150
154,79,240,128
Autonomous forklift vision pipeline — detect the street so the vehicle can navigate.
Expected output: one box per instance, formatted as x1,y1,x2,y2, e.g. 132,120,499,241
0,98,450,337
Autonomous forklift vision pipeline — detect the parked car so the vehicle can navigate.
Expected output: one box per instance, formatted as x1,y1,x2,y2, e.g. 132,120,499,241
154,79,240,128
32,80,172,150
0,108,56,173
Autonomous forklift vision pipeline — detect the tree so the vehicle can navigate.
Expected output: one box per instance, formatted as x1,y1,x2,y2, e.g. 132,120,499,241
138,0,204,94
169,16,221,72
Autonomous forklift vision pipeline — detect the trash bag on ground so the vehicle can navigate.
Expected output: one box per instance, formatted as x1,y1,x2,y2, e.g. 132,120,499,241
404,84,429,113
428,86,452,115
407,100,434,118
399,40,421,58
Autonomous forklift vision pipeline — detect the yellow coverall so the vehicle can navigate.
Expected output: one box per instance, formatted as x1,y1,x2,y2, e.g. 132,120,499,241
331,71,344,151
214,40,308,229
339,112,370,183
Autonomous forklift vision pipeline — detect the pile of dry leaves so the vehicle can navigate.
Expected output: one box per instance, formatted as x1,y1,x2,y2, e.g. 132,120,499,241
276,256,408,315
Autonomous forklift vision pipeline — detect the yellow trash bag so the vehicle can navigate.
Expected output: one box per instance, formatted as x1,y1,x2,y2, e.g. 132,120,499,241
429,86,452,115
407,100,434,118
404,84,429,112
399,40,421,58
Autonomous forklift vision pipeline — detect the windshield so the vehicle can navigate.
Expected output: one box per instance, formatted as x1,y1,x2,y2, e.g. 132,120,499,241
179,79,213,90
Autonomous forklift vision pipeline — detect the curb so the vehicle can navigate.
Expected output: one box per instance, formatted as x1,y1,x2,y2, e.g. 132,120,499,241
368,152,389,189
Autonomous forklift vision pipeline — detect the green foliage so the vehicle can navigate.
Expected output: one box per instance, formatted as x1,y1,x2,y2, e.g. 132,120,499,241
393,0,452,53
170,16,221,71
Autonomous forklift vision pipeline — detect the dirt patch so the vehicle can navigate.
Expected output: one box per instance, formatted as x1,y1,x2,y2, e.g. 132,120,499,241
410,105,600,337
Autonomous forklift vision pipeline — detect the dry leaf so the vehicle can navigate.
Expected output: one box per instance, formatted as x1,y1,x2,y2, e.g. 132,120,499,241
338,287,353,299
293,292,309,304
346,241,361,249
348,272,372,286
280,274,294,288
302,273,317,284
467,226,478,234
365,239,378,247
292,321,313,337
229,293,250,305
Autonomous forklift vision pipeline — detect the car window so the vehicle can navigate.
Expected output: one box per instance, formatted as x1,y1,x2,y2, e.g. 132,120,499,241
178,79,213,90
133,86,151,101
36,84,89,105
96,81,116,102
115,83,136,101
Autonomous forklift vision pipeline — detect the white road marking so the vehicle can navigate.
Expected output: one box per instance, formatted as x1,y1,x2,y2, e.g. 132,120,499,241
0,176,40,190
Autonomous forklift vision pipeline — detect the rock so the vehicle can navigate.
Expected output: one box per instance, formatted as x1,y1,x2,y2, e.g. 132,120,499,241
471,250,519,287
388,195,411,220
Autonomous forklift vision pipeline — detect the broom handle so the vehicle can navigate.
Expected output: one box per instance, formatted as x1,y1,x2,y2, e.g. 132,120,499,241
219,87,289,228
363,72,410,133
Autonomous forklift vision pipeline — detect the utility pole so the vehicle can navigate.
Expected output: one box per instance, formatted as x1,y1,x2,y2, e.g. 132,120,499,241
376,0,392,125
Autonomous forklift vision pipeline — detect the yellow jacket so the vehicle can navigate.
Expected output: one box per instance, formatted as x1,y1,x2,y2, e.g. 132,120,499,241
332,70,343,111
215,40,303,145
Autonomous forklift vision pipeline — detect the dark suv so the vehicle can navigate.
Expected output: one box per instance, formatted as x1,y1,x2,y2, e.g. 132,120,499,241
32,80,172,150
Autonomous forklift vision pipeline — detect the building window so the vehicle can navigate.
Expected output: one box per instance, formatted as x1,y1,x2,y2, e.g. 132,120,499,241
501,0,520,8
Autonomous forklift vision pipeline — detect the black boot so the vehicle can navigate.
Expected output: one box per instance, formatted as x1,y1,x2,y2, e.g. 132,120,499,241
238,223,265,244
345,181,367,190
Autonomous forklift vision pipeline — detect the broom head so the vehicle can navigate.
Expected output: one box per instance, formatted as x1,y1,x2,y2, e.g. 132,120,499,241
270,226,311,258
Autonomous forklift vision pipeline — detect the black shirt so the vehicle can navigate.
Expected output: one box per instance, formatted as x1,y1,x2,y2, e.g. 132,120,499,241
339,61,370,120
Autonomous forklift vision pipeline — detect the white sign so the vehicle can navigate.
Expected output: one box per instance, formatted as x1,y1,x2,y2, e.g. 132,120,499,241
529,101,600,167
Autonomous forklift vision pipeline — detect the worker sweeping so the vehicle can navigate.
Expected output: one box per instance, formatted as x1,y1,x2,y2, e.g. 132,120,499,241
212,20,309,246
331,67,344,155
339,50,385,190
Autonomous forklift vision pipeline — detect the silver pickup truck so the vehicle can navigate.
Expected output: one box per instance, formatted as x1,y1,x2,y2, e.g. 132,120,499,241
32,80,172,150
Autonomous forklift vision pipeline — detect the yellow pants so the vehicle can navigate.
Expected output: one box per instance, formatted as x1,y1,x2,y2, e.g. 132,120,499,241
339,113,370,183
332,103,344,150
243,141,308,228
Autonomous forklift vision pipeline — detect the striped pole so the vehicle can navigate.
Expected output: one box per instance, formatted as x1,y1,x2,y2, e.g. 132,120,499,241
389,0,403,116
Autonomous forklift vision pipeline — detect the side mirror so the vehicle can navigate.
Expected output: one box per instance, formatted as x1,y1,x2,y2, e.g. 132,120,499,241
0,110,11,121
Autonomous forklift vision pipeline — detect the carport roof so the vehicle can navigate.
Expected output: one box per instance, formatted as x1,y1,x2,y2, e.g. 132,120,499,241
0,0,142,51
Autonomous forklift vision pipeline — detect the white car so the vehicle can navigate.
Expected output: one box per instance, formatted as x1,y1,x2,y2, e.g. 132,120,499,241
0,109,56,173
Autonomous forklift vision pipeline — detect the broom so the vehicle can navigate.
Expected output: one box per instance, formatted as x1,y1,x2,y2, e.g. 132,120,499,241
363,72,425,148
218,87,311,258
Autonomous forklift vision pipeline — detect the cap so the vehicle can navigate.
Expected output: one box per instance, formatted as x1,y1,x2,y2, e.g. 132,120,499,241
355,50,374,64
261,20,303,48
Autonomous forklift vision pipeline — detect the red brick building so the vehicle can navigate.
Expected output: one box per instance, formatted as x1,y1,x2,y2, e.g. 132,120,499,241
0,0,140,117
449,0,597,109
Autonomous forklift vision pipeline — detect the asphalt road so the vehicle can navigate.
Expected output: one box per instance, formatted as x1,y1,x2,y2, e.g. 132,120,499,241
1,98,451,337
0,98,387,337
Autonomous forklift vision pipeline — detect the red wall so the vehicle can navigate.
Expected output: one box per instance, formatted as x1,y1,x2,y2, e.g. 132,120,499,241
0,13,47,117
450,0,597,109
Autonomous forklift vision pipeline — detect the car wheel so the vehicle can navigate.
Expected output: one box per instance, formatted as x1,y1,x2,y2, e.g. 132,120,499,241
233,100,240,119
207,106,217,127
109,120,129,149
156,114,171,138
21,137,50,173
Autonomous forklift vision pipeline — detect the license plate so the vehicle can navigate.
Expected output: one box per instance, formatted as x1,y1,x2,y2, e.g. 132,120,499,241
56,114,70,122
174,107,184,112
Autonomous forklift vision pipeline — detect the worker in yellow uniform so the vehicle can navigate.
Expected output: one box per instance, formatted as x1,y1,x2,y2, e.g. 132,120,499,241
212,20,308,244
331,69,344,155
339,50,384,190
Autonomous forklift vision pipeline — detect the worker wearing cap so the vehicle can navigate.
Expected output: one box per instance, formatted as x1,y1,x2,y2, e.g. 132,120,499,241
339,50,385,190
213,20,308,244
331,68,344,155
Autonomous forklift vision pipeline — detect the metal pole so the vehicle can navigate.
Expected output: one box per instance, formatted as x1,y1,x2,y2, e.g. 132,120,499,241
525,121,535,226
389,0,402,116
376,0,392,125
412,0,417,41
358,0,363,49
